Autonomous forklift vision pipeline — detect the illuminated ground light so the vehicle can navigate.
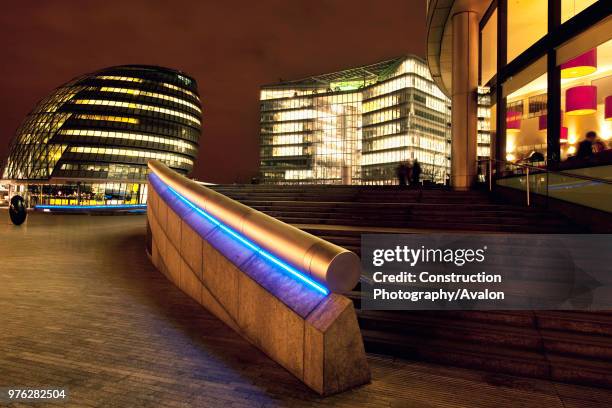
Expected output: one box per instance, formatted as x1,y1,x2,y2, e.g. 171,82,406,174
152,174,329,296
35,204,147,211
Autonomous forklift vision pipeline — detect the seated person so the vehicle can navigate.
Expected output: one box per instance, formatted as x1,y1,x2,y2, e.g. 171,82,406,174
526,151,545,163
593,137,607,153
576,131,597,159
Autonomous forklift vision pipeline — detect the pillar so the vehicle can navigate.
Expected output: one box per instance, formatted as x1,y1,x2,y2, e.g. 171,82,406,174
451,11,479,190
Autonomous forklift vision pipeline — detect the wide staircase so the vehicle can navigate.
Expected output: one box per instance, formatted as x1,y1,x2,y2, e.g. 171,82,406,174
209,184,612,387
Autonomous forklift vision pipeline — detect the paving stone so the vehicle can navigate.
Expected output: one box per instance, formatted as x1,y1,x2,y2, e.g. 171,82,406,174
0,210,611,407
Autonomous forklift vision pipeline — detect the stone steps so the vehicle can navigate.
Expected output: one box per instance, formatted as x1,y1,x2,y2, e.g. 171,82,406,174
207,184,608,387
251,210,570,226
239,203,564,217
357,310,612,359
273,217,575,233
361,329,612,387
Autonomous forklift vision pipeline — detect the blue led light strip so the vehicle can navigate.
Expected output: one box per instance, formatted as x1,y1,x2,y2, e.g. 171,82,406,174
163,183,330,296
35,204,147,210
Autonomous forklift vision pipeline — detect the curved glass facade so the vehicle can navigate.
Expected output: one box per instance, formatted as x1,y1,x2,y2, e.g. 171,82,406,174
2,65,201,206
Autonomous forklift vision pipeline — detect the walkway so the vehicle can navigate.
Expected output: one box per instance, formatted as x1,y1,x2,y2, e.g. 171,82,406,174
1,211,611,407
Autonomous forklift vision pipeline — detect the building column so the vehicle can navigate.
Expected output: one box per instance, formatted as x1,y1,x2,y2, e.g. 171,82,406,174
451,11,479,190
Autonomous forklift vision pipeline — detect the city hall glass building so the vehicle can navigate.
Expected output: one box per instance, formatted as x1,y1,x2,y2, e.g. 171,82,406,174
1,65,201,206
259,56,462,185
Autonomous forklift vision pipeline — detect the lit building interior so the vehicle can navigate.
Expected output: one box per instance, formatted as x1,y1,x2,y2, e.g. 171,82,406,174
259,56,462,185
427,0,610,189
503,38,611,164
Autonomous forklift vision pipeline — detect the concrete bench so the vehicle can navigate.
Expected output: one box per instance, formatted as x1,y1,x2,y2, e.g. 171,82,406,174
146,160,370,395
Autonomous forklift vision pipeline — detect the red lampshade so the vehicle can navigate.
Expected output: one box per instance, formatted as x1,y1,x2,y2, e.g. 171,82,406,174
560,49,597,79
566,85,597,115
560,127,568,143
506,110,521,133
538,111,564,131
538,114,547,131
606,96,612,121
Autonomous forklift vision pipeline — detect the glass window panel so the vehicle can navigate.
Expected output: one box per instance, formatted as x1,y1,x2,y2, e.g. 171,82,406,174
507,0,547,62
559,38,612,161
480,9,497,86
504,61,548,163
561,0,598,23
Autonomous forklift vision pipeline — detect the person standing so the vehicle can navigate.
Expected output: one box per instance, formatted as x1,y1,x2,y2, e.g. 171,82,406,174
411,159,422,187
396,163,408,187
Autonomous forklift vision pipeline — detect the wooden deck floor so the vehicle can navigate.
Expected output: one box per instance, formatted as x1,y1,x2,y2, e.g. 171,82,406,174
1,210,611,407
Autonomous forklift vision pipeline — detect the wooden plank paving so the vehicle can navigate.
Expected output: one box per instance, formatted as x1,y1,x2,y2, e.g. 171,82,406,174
1,210,611,407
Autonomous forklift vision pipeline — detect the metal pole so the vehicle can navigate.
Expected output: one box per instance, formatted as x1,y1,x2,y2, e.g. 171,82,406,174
526,167,530,206
488,159,492,192
546,168,549,208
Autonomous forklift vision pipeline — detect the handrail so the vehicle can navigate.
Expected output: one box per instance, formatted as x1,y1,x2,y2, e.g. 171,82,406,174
478,158,612,185
147,160,361,292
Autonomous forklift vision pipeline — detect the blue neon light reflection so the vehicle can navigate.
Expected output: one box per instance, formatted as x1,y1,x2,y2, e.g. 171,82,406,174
35,204,147,210
162,183,329,296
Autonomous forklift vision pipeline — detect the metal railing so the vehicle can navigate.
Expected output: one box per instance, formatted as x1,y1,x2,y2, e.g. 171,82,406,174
478,158,612,213
148,160,362,292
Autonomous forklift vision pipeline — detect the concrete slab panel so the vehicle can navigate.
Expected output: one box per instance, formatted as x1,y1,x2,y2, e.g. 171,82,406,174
237,271,304,379
151,237,160,271
157,196,168,233
201,239,240,319
182,209,218,240
180,258,203,304
200,283,241,332
165,237,181,286
148,190,158,218
166,207,182,249
205,227,258,269
242,254,326,319
305,295,370,395
181,221,203,279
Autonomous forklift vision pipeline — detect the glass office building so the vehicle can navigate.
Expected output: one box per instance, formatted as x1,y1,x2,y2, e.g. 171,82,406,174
1,65,201,206
259,56,454,185
426,0,611,188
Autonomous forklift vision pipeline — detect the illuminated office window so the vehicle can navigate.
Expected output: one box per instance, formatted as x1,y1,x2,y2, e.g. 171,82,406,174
99,87,201,112
70,146,193,166
161,82,200,100
58,129,197,153
98,75,144,83
75,114,139,124
73,99,201,126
